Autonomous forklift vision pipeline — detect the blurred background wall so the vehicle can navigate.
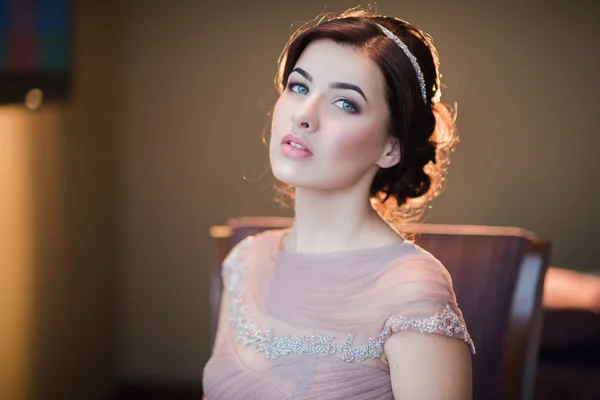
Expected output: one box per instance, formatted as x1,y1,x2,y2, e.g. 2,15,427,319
0,1,122,398
0,0,598,398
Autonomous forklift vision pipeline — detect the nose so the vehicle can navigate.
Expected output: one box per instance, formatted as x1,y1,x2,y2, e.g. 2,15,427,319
292,96,319,133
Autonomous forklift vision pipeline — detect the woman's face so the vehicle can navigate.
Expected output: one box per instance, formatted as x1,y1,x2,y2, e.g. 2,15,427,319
270,39,398,192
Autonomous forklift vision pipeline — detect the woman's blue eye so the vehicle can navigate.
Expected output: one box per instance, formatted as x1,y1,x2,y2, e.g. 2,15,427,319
288,83,308,94
334,99,357,113
286,82,357,113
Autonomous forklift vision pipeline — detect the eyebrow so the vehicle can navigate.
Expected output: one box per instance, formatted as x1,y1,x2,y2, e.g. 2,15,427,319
290,67,368,103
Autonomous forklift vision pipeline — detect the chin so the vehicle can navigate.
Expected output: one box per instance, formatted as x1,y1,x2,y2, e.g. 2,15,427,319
272,166,343,191
270,161,316,190
271,159,304,186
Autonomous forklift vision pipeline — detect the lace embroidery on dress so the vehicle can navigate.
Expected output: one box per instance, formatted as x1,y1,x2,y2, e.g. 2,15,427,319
222,236,476,363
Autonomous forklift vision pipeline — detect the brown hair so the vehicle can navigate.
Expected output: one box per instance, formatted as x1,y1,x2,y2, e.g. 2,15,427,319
273,8,458,224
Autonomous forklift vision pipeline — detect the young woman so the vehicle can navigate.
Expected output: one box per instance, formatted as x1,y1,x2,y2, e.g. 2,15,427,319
203,8,475,400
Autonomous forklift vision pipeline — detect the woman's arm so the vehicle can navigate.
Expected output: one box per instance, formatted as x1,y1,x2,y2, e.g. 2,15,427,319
384,331,473,400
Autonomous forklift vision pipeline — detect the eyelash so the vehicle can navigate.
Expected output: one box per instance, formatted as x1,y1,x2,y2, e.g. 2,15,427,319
285,81,360,114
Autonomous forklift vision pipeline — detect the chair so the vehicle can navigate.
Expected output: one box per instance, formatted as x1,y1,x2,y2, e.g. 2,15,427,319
209,216,550,400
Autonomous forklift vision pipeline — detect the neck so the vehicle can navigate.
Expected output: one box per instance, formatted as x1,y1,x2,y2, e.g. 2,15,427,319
284,185,400,253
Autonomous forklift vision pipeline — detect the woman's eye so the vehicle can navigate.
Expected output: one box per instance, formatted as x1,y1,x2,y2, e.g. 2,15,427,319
288,82,309,95
334,99,358,113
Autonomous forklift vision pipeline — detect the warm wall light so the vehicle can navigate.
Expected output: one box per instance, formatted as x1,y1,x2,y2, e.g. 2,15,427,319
0,107,34,399
24,89,44,111
209,225,232,238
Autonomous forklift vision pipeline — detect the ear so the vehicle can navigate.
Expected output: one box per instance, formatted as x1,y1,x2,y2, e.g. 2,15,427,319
376,137,401,169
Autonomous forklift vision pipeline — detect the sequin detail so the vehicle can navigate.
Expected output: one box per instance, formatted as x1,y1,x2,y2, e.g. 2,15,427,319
385,305,476,354
222,236,476,363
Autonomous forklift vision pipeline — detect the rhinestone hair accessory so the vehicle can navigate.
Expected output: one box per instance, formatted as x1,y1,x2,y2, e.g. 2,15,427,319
375,23,427,103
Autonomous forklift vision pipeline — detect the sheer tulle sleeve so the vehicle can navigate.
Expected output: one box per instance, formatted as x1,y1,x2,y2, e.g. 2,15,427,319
376,252,476,354
220,235,255,303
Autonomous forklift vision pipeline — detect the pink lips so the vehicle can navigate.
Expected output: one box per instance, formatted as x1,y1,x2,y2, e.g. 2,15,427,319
281,134,313,159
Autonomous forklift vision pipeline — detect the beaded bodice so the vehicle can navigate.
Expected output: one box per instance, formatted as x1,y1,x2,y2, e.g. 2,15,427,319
203,229,475,400
223,235,474,363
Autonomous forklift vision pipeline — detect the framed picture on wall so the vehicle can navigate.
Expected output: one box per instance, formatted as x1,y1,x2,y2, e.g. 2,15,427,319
0,0,72,105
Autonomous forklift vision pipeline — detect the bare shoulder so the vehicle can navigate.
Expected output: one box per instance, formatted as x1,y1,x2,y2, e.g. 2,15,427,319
385,329,473,399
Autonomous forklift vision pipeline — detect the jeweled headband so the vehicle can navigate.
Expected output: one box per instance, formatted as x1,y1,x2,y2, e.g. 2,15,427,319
375,23,427,103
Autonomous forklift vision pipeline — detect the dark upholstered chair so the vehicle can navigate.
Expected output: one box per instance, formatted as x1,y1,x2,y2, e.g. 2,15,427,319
209,217,550,400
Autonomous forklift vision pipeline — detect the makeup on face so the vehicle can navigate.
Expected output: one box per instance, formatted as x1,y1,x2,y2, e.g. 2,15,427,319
281,133,314,159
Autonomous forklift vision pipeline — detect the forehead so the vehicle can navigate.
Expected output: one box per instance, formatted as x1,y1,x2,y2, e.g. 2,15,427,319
293,39,386,95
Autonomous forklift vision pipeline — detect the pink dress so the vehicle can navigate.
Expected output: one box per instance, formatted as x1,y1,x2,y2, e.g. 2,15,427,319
203,229,475,399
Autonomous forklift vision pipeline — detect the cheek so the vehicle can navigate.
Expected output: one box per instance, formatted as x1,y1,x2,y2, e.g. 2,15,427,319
272,96,296,139
327,121,385,163
270,97,285,146
271,95,290,128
